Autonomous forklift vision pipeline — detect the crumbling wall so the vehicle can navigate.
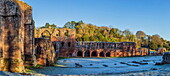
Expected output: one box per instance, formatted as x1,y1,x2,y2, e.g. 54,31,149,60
0,0,58,73
73,42,138,57
136,48,149,56
157,48,166,55
0,0,26,72
34,38,56,66
57,28,76,57
35,28,76,57
0,0,35,72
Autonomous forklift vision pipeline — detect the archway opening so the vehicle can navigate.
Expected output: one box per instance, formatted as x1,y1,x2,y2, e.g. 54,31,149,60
100,52,105,57
56,30,60,36
77,51,83,57
106,52,111,57
69,53,72,57
41,30,51,38
65,30,69,36
68,42,71,47
92,51,97,57
84,51,90,57
35,45,41,54
102,43,105,48
61,42,64,47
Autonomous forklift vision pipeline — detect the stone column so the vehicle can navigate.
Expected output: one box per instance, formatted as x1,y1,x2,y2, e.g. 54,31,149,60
104,52,106,57
90,51,92,57
82,51,85,57
97,52,100,57
0,0,25,72
24,9,36,67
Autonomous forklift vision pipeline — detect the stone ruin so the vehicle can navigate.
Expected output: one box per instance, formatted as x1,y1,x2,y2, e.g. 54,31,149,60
157,48,166,55
35,28,76,57
0,0,57,72
73,42,149,57
35,26,151,58
0,0,160,73
136,48,150,56
34,38,56,66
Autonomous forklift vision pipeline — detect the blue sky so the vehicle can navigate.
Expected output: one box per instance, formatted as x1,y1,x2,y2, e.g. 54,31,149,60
22,0,170,40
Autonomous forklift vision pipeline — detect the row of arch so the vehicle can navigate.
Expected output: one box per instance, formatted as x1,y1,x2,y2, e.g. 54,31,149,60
77,51,111,57
40,29,70,38
61,42,71,47
79,42,136,50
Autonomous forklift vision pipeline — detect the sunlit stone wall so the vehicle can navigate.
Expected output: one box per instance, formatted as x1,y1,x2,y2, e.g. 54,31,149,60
0,0,35,72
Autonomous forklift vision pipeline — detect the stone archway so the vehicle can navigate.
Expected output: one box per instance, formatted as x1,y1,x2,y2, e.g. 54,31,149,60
106,52,111,57
100,52,105,57
41,30,51,38
77,51,83,57
61,42,65,47
53,30,60,36
69,53,72,57
65,30,69,36
84,50,90,57
68,42,71,47
35,45,41,54
92,51,98,57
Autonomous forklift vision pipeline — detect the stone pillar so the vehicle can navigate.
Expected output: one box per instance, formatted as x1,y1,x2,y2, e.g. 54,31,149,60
97,52,100,57
0,0,36,72
0,0,25,72
82,51,85,57
104,53,106,57
24,8,36,67
90,51,92,57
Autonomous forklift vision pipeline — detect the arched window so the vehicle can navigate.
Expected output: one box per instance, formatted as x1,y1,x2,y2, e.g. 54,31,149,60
68,42,71,47
69,53,72,57
100,52,104,57
56,30,60,36
106,52,111,57
41,30,51,37
36,45,41,54
65,30,69,36
92,51,98,57
102,43,105,48
56,34,59,36
61,42,65,47
77,51,83,57
0,49,3,57
84,50,90,57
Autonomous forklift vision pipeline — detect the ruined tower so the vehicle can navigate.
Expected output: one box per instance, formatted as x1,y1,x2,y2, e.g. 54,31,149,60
0,0,35,72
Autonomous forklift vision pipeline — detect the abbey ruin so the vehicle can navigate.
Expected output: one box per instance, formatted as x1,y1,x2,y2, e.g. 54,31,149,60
0,0,165,73
35,27,151,58
0,0,57,72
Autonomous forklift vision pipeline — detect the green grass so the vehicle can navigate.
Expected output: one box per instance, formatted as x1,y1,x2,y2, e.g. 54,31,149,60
57,57,70,60
25,68,36,73
24,64,44,73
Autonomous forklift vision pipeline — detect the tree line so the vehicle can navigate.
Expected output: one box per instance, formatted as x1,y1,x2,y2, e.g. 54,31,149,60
40,21,170,51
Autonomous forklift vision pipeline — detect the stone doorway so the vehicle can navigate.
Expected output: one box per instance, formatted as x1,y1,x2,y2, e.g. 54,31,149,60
100,52,105,57
77,51,83,57
84,51,90,57
92,51,97,57
106,52,111,57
